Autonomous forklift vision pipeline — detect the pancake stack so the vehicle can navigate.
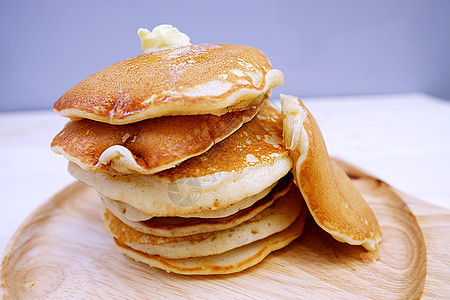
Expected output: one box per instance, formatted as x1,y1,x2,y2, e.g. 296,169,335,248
52,25,382,275
51,25,308,274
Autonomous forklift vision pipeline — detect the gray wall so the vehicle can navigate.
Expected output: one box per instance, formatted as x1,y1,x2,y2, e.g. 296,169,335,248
1,0,449,111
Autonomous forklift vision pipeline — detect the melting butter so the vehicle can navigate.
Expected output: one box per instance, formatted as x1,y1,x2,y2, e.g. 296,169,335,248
137,24,190,53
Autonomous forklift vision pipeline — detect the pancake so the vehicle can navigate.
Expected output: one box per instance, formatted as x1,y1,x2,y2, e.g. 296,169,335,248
103,185,302,259
104,174,292,237
113,200,307,275
53,44,284,124
103,197,151,222
68,103,293,217
51,103,260,175
102,181,276,222
280,94,382,251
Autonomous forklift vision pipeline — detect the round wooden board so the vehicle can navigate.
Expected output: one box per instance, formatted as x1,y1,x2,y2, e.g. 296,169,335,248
1,160,429,299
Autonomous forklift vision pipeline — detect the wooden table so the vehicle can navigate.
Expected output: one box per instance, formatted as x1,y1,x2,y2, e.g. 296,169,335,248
1,93,449,297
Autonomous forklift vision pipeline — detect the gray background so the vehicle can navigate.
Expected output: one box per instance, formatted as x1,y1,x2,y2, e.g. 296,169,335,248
1,0,449,112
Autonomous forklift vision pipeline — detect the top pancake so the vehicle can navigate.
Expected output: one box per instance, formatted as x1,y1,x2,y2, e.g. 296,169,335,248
53,44,284,124
280,94,382,251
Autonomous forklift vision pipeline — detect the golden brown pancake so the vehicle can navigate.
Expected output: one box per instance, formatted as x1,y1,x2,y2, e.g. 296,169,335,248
280,94,382,251
51,103,260,175
104,174,292,237
69,103,293,217
113,200,307,275
53,44,284,124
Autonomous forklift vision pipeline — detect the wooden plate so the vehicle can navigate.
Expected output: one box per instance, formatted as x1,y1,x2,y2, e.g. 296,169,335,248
1,160,449,299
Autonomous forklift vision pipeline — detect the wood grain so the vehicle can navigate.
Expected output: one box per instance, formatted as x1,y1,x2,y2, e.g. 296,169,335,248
1,160,449,299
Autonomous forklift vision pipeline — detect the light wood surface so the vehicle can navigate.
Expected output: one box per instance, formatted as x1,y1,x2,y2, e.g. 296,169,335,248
2,160,449,299
1,93,450,259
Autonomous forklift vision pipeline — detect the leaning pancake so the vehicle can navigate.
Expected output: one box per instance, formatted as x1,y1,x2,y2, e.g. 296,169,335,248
280,94,382,251
113,200,307,275
104,174,292,237
69,103,293,217
103,185,301,259
51,103,260,175
53,44,284,124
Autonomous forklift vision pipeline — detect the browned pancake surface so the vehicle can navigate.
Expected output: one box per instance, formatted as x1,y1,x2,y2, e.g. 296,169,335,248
51,105,258,174
54,44,276,124
157,102,287,182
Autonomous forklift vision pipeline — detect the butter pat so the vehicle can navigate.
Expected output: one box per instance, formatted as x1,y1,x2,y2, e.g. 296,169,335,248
137,24,190,53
